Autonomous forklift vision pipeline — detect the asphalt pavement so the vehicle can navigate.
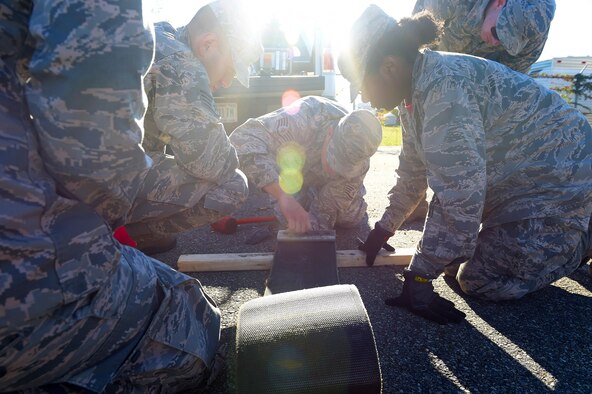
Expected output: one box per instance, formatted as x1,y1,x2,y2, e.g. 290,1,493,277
156,147,592,393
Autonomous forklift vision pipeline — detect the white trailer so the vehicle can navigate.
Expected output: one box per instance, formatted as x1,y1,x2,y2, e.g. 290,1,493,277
530,56,592,123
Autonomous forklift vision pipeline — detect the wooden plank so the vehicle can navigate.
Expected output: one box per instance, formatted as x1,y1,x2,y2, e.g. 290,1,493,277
335,248,414,268
178,248,414,272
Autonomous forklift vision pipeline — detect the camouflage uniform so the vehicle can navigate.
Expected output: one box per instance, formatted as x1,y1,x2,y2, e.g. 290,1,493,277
229,96,381,230
0,1,220,391
125,1,263,238
378,50,592,301
413,0,556,73
407,0,555,225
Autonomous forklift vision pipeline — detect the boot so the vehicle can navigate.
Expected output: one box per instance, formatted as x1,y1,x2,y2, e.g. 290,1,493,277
444,262,461,278
134,233,177,255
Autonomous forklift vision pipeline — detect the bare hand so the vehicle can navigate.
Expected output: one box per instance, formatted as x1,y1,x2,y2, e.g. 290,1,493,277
278,194,312,233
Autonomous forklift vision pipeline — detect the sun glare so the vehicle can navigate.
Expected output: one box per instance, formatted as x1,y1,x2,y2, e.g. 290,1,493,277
243,0,356,55
151,0,417,66
242,0,417,55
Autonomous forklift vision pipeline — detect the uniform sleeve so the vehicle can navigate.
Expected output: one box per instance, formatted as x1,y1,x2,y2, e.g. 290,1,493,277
26,2,155,227
151,54,238,184
229,118,279,190
309,175,366,230
378,106,429,233
230,97,327,190
502,0,555,57
408,78,487,278
494,0,555,73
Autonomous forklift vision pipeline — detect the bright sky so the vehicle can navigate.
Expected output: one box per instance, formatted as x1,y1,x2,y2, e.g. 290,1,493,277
540,0,592,59
151,0,592,61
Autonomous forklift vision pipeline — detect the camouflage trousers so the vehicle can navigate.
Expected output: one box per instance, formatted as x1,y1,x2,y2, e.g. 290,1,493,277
2,246,221,393
448,218,589,301
125,152,248,236
273,185,367,230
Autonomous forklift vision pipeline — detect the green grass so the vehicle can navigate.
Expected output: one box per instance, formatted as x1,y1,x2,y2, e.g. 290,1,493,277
381,125,402,146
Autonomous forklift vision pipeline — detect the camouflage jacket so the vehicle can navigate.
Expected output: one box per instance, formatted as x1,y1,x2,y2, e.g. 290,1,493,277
1,0,154,326
413,0,555,73
1,4,225,391
143,22,239,192
0,0,157,388
230,96,367,229
379,49,592,278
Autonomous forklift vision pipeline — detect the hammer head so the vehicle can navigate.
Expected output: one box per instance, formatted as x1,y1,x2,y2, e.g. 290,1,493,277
211,216,238,234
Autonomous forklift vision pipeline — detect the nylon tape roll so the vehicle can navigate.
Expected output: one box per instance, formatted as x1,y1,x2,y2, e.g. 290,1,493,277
236,285,382,393
265,230,339,295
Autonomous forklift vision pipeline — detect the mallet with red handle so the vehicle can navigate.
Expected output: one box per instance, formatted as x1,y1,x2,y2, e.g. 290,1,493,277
211,216,276,235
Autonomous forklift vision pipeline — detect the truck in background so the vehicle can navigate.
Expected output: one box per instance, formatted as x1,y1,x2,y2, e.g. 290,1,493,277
214,18,336,132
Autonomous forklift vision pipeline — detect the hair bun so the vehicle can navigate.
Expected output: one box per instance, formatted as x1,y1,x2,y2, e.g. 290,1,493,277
398,11,442,50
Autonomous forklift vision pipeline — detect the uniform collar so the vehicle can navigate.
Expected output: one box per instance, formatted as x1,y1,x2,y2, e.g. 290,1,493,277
176,25,191,47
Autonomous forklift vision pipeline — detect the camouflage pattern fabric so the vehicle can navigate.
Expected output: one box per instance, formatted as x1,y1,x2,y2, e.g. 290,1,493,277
454,218,588,301
378,50,592,298
126,152,248,237
413,0,555,73
207,0,263,88
325,109,383,179
339,4,397,97
270,181,369,231
230,96,377,230
131,21,248,235
0,1,220,391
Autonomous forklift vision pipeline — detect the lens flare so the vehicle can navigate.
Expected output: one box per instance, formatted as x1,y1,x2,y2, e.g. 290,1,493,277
277,142,306,171
277,142,306,194
279,168,304,195
282,90,302,115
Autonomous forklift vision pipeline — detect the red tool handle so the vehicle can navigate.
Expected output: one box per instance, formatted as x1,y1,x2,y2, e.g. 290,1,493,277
235,216,276,225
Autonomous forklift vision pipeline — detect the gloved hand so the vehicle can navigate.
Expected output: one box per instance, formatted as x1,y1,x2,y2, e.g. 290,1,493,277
385,268,466,325
358,223,395,266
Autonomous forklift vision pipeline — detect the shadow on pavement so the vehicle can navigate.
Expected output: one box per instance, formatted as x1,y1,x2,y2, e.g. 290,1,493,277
569,264,592,293
343,270,553,393
441,273,592,393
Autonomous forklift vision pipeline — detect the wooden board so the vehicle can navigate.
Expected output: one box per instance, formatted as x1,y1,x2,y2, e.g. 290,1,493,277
178,248,414,272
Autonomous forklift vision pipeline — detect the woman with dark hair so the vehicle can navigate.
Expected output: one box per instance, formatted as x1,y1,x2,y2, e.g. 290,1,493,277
343,6,592,324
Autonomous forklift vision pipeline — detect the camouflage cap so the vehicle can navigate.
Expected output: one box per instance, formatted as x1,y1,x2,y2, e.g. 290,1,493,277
326,109,382,179
496,0,555,56
208,0,263,87
338,5,397,102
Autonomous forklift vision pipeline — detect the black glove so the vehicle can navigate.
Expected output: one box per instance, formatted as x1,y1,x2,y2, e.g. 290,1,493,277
385,268,465,325
357,223,395,266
